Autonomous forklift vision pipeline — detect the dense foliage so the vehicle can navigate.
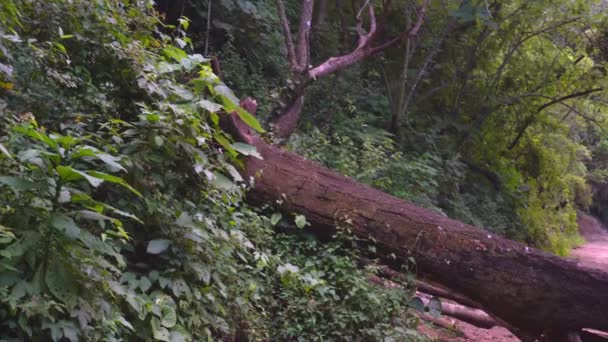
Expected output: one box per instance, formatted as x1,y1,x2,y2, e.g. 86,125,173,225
0,0,425,340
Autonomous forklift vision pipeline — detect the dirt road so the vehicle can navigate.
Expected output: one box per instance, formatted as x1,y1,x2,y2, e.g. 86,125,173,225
571,213,608,271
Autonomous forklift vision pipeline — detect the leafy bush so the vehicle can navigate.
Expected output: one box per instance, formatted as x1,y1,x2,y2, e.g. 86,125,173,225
0,0,424,340
264,230,425,341
289,127,442,211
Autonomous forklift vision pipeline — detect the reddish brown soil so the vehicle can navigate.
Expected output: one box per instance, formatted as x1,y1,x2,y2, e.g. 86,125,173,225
571,213,608,271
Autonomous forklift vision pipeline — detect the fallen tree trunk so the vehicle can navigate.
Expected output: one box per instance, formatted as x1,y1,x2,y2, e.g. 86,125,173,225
360,257,484,309
368,273,499,330
225,111,608,338
416,292,497,329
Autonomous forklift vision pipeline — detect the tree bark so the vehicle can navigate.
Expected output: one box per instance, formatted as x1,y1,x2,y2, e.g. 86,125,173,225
226,112,608,339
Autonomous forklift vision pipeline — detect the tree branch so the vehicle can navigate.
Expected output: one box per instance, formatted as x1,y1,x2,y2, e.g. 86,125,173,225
276,0,298,71
536,88,603,113
295,0,315,72
507,88,604,150
309,0,429,79
271,0,430,139
490,17,581,89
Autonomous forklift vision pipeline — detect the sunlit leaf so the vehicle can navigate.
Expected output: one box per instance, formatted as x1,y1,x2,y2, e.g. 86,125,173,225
198,99,222,113
225,164,243,182
235,106,265,133
147,239,171,254
231,142,262,159
270,213,282,226
294,214,308,229
0,142,13,159
14,125,58,151
87,171,142,197
210,172,236,191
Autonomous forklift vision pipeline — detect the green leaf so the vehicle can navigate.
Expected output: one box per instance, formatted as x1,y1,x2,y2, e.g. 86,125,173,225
96,153,126,172
168,331,188,342
49,214,80,239
45,258,78,307
151,317,170,341
147,239,171,254
100,203,142,223
70,146,99,159
235,107,265,133
294,214,308,229
198,99,222,113
139,276,152,292
56,166,79,182
270,213,282,226
162,45,188,62
210,172,236,191
226,164,243,182
56,166,104,187
214,84,239,108
52,134,80,149
87,171,142,197
14,125,58,151
77,210,115,223
175,212,194,228
0,142,13,159
171,85,193,101
160,305,177,328
231,142,263,159
116,315,135,331
0,176,34,192
213,132,238,158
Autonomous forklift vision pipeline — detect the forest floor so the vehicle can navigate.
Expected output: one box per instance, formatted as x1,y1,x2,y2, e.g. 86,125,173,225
419,213,608,342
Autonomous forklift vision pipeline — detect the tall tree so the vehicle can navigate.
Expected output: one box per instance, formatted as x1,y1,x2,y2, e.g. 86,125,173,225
270,0,429,139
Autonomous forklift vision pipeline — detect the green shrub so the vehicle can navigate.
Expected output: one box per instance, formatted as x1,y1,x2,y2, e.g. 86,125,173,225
0,1,424,340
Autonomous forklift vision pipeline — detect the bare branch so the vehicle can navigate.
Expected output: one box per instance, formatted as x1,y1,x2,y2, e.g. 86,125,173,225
367,0,429,53
407,0,429,38
272,0,431,138
393,20,449,132
536,87,602,113
524,93,606,132
295,0,315,71
554,101,606,132
276,0,298,71
507,88,604,149
356,0,372,20
309,0,429,79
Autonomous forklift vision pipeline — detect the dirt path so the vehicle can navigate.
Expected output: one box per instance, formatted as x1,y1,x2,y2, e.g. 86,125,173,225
570,213,608,271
